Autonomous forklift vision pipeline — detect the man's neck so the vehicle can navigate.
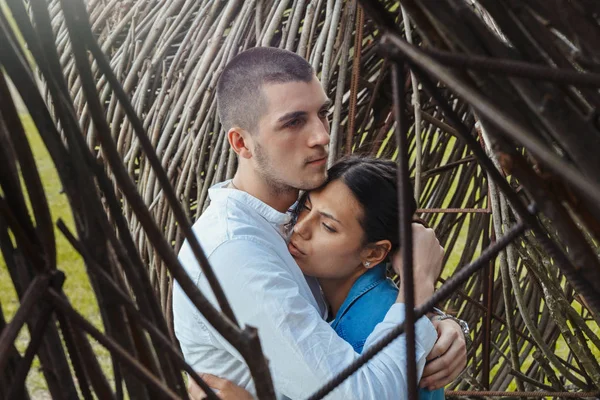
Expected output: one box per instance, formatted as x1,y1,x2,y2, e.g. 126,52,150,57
231,170,299,213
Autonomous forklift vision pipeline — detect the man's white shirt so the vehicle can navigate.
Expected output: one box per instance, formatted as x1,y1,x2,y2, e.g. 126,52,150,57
173,181,438,399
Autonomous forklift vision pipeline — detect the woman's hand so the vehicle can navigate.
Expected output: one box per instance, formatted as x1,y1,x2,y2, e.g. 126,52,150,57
188,373,254,400
393,223,444,306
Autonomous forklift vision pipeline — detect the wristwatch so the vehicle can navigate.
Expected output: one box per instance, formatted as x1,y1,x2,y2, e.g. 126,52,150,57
432,307,473,349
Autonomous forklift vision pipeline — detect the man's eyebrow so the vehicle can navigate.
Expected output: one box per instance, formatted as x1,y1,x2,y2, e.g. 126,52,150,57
277,111,307,123
279,100,332,123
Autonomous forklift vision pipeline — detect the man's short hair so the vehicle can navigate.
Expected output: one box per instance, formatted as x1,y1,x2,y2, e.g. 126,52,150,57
216,47,314,133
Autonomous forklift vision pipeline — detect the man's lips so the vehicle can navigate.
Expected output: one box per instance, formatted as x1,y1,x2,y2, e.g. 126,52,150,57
288,240,306,257
307,156,327,166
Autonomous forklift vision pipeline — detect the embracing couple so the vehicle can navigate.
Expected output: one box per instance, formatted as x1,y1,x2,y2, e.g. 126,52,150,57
173,47,468,399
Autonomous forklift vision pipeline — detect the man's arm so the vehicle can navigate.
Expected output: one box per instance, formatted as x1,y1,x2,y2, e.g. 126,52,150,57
420,318,468,390
185,324,468,399
188,374,254,400
196,236,440,400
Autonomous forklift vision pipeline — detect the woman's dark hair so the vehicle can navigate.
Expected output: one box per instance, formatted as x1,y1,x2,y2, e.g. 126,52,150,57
293,155,416,257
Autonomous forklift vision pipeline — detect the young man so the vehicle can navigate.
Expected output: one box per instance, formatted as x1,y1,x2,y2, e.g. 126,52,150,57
173,47,467,399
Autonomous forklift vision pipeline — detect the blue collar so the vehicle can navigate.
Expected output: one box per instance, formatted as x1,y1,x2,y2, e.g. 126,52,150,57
330,264,388,329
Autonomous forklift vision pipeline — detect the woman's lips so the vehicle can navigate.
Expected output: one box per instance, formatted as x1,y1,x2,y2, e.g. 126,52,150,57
288,240,305,257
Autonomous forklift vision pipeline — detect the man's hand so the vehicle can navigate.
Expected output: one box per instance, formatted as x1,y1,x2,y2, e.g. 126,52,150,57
393,223,444,306
419,318,467,390
188,373,254,400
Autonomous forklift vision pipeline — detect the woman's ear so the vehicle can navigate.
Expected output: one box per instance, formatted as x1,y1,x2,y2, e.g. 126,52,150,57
227,127,252,159
360,240,392,269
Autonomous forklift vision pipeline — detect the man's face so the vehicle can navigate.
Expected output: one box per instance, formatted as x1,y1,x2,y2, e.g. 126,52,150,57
250,75,331,192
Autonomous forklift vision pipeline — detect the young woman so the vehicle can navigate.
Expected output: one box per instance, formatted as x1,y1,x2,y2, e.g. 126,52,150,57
288,156,444,400
189,156,446,400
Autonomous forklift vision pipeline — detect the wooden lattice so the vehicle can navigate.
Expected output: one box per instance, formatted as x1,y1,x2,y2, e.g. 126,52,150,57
1,0,600,398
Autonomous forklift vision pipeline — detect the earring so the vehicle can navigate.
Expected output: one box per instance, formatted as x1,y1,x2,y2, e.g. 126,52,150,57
364,261,371,267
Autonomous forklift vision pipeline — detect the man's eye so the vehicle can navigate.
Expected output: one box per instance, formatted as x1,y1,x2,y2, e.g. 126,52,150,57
319,110,331,119
287,118,303,128
300,204,311,212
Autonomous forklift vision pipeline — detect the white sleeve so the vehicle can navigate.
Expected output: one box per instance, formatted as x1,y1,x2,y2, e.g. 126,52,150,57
204,239,438,400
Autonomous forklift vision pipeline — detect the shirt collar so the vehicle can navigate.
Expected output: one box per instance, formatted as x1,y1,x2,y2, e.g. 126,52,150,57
354,263,387,290
208,180,292,226
330,263,388,328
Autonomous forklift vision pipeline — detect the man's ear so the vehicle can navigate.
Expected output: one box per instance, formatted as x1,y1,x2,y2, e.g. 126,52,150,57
360,240,392,268
227,127,253,159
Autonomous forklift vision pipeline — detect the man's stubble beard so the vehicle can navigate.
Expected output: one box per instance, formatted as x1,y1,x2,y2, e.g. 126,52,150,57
254,141,327,194
254,141,295,195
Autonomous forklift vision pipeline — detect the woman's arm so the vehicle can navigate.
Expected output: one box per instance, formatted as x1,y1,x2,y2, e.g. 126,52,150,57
394,224,468,390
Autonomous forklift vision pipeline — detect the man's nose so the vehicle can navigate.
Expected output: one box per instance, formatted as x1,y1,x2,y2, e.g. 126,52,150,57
308,118,330,147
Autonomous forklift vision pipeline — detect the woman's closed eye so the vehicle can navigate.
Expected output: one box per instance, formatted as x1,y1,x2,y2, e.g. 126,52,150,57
322,223,337,233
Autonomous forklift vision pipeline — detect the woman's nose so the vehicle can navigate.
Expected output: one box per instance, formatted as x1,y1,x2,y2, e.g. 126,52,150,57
293,215,312,239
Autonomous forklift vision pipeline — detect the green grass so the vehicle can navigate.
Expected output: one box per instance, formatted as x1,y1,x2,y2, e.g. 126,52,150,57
0,113,111,398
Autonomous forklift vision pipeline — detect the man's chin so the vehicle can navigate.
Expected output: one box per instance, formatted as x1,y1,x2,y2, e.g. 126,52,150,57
297,172,327,191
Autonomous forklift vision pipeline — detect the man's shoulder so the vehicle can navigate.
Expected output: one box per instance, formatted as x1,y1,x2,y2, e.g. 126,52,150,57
178,195,301,292
192,197,283,254
192,202,229,239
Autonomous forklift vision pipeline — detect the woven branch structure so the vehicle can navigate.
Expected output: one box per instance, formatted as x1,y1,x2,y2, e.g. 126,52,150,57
1,0,600,398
